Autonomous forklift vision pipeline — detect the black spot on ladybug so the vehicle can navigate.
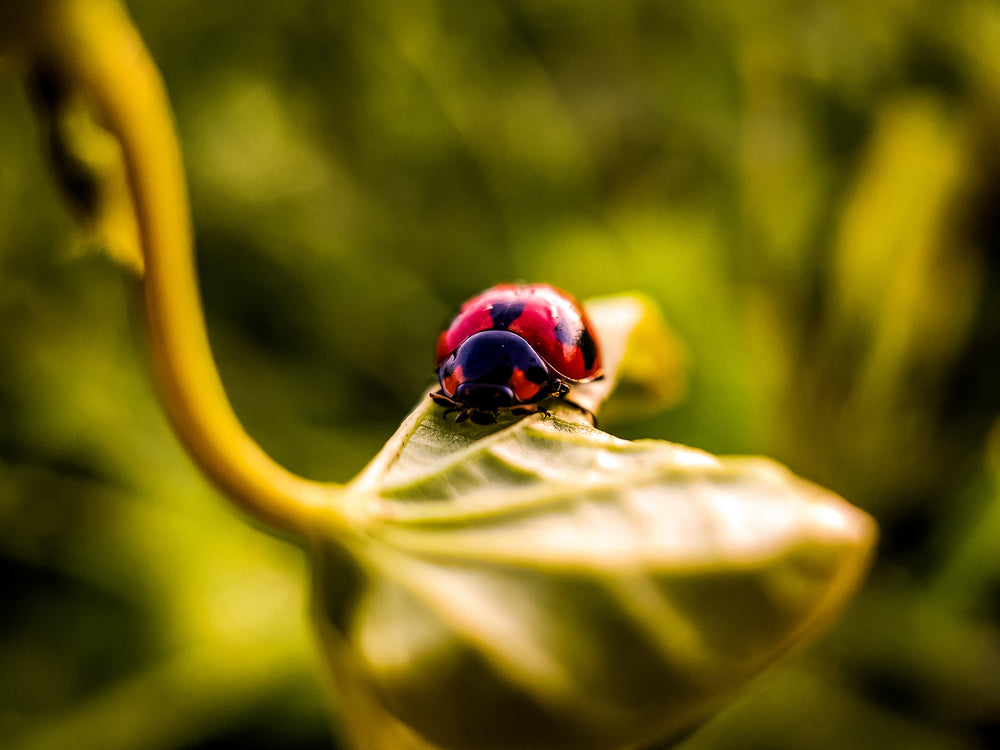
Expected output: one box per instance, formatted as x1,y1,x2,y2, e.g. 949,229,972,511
525,365,549,384
578,329,598,371
489,301,525,330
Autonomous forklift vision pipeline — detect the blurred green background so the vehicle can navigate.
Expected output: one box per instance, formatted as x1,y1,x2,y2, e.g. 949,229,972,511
2,0,1000,748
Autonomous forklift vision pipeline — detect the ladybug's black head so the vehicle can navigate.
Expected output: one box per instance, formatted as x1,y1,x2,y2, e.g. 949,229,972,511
437,330,554,412
452,382,516,411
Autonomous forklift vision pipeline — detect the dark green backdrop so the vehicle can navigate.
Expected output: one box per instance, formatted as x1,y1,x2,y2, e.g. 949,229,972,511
2,1,999,748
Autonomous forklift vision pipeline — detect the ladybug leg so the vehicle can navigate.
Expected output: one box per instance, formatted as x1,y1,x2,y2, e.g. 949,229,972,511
430,391,487,424
429,391,457,408
430,391,470,423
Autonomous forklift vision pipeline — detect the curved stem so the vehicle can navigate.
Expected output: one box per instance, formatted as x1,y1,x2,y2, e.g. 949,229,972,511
30,0,343,536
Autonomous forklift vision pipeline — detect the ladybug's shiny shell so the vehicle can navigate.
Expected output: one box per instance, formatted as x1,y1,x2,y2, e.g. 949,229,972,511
431,283,602,424
435,283,602,381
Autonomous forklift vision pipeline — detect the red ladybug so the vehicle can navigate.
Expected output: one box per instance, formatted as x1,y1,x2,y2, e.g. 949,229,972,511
431,283,603,424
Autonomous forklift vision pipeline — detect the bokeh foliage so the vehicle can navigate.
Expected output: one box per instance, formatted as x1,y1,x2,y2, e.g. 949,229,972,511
1,0,998,749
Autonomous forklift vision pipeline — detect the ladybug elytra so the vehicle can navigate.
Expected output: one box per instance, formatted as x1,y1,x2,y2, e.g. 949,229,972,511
431,283,603,424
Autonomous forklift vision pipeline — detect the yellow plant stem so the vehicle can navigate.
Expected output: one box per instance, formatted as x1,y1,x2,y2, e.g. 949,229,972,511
21,0,342,536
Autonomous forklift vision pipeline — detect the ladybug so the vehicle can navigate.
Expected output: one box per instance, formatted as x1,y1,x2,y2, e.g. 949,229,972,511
430,283,603,424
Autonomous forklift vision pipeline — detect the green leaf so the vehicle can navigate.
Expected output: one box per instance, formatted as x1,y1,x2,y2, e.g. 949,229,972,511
27,59,143,273
14,0,146,274
571,293,687,423
311,296,876,750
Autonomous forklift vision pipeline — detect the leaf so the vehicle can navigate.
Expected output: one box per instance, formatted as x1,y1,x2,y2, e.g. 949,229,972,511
311,296,877,750
21,3,145,275
570,293,686,423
